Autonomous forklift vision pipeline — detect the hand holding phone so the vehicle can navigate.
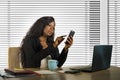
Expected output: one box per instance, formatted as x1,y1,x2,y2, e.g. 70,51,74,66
65,30,75,44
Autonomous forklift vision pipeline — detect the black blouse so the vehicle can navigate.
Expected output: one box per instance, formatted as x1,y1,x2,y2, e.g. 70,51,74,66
21,38,68,68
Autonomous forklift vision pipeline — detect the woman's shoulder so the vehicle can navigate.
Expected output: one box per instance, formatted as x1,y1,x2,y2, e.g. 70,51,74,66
23,37,39,45
22,37,42,50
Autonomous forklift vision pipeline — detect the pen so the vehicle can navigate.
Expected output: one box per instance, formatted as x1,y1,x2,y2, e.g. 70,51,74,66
60,35,67,38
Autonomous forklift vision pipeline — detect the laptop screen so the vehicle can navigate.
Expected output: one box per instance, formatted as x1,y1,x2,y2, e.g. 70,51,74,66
92,45,113,71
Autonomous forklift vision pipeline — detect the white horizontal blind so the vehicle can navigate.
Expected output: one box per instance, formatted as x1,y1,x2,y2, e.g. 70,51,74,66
62,0,100,66
0,0,100,69
108,0,120,67
0,1,9,69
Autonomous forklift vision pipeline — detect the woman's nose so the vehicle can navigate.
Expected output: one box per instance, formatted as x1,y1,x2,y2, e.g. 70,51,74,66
50,27,54,32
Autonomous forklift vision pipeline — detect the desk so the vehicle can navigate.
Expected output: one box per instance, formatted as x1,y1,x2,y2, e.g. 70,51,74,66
0,66,120,80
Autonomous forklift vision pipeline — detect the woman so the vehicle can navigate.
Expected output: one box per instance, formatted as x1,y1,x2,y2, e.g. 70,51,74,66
20,16,73,68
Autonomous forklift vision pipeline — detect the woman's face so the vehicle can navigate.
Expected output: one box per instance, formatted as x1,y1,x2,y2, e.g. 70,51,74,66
43,22,55,37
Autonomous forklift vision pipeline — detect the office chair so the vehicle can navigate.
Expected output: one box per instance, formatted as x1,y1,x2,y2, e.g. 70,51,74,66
8,47,51,69
40,55,51,69
8,47,21,69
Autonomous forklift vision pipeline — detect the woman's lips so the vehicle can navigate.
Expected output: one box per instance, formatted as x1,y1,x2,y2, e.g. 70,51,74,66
48,31,53,35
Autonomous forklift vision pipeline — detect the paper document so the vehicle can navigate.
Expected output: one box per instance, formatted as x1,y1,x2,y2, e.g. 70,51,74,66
35,70,57,74
0,70,15,78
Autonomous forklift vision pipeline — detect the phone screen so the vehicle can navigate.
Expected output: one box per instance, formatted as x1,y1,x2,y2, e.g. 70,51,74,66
68,30,75,37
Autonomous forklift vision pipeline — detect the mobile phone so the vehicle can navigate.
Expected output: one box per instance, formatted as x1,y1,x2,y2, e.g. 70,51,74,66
68,30,75,37
65,30,75,44
64,69,80,74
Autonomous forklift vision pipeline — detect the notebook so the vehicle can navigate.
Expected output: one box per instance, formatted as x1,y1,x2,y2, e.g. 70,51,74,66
4,69,41,76
70,45,113,72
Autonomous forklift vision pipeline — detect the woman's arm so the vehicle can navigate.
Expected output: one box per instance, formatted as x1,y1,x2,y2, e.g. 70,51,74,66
57,48,68,67
50,36,73,68
48,43,68,68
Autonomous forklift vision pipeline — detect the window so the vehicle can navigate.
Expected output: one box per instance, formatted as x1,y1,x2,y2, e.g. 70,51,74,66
0,0,101,69
0,1,9,69
108,0,120,66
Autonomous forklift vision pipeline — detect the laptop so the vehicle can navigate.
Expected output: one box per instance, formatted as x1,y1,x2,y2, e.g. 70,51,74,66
70,45,113,72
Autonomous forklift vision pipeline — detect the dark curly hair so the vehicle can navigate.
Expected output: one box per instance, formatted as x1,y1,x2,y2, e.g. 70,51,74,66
25,16,55,39
20,16,55,67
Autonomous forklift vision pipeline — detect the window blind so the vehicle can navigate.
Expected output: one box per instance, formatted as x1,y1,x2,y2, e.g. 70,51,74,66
0,0,100,69
108,0,120,67
0,1,9,69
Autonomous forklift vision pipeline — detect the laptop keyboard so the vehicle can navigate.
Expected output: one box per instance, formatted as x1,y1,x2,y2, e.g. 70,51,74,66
81,66,92,71
70,65,92,70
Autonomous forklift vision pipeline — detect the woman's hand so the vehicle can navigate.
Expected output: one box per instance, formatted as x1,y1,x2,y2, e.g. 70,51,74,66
53,36,66,47
64,36,73,51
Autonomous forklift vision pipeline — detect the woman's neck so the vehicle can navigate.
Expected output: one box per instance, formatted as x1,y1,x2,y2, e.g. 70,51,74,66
40,35,47,41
